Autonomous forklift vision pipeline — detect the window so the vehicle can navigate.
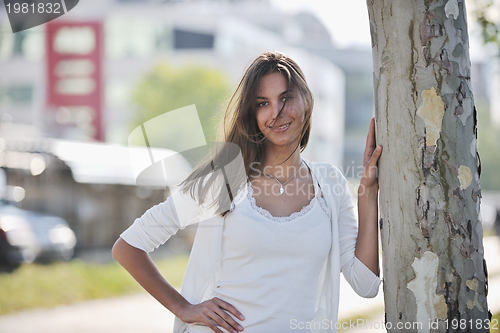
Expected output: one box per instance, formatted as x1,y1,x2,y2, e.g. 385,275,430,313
173,29,214,49
0,86,33,104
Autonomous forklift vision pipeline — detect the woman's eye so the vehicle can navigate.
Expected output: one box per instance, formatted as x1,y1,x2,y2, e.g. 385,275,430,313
258,101,268,107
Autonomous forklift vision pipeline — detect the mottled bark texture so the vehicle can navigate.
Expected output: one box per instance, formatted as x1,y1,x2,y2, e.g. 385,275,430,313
366,0,489,332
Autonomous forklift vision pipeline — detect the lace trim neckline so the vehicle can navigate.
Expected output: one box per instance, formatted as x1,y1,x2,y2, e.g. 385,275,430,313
246,181,325,223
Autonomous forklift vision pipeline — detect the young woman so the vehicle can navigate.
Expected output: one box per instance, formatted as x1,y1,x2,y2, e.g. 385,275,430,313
112,51,383,333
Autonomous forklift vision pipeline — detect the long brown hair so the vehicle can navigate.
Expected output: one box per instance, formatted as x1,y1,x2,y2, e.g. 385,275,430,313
179,51,314,216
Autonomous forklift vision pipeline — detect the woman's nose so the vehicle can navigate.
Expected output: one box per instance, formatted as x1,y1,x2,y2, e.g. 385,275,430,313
272,101,284,119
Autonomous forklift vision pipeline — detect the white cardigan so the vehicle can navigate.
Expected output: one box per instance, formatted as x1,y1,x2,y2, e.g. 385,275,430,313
121,160,381,333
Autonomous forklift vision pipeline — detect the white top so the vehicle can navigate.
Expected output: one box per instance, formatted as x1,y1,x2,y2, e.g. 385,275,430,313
185,173,332,332
120,160,381,333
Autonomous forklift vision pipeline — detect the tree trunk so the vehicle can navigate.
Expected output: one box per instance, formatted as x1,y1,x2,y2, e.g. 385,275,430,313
366,0,490,332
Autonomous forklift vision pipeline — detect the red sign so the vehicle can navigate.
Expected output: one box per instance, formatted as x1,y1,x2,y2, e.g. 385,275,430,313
46,21,103,141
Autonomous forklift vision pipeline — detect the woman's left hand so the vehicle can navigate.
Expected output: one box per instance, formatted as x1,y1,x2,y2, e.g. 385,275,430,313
356,117,382,277
360,117,382,191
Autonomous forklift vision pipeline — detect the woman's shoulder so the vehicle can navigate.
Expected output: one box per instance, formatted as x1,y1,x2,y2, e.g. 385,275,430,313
304,160,349,203
304,160,344,181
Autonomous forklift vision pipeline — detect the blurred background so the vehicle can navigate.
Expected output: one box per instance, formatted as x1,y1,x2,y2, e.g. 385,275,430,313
0,0,499,331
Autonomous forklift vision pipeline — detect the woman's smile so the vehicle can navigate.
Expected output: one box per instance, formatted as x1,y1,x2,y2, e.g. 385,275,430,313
269,121,291,133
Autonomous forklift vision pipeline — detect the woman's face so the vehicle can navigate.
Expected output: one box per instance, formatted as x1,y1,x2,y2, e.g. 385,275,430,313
255,72,305,149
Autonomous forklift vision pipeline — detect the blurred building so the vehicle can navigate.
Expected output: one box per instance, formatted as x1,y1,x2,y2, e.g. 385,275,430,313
0,0,345,165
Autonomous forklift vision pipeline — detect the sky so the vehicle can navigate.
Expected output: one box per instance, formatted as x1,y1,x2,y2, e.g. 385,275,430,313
270,0,494,60
270,0,373,49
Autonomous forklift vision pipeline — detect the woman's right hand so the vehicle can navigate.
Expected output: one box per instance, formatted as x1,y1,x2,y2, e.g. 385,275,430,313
178,297,245,333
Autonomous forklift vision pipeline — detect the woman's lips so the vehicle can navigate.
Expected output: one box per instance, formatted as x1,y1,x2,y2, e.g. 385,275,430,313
270,122,291,133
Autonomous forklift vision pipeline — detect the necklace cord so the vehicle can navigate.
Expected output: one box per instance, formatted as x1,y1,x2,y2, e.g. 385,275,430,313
262,160,304,194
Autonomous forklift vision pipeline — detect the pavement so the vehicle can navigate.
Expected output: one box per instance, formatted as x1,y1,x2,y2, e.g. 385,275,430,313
0,237,499,333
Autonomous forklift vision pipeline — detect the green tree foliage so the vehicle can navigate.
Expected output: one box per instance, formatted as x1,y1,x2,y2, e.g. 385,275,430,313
476,101,500,190
469,1,500,190
131,63,230,143
472,0,500,52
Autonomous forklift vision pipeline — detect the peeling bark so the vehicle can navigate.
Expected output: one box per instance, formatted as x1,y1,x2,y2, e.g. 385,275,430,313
466,278,485,312
407,251,447,333
471,183,482,203
445,0,460,19
420,11,443,46
451,185,465,208
432,49,453,72
417,87,445,147
458,165,472,189
367,0,488,331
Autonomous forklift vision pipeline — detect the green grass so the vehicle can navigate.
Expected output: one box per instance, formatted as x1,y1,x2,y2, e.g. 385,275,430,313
0,255,188,315
492,312,500,332
338,307,384,332
483,228,496,238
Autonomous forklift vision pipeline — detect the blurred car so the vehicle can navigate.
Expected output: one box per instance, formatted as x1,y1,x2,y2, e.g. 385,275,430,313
0,202,76,266
0,207,38,265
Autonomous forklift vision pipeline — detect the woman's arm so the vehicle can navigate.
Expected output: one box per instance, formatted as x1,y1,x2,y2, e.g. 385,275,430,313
112,238,245,333
112,237,189,315
355,117,382,276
